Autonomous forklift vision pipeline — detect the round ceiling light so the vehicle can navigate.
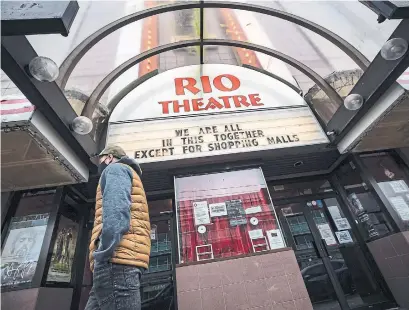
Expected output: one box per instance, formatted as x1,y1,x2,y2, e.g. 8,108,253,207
344,93,364,111
71,116,93,135
381,38,408,61
28,56,59,82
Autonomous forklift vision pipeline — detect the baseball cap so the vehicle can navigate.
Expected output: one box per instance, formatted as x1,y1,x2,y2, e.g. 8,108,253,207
98,145,127,159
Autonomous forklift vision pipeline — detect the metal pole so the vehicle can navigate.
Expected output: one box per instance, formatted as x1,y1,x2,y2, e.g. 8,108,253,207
200,0,204,65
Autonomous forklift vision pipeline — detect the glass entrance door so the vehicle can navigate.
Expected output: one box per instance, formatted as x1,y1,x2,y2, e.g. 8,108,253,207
275,197,393,310
141,212,176,310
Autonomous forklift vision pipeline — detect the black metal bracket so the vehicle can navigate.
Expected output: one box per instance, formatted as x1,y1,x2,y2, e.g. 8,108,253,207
328,19,409,144
200,0,204,65
360,1,409,21
1,36,97,166
1,1,79,36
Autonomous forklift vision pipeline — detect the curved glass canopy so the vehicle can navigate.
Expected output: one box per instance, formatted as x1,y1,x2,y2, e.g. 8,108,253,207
2,0,408,158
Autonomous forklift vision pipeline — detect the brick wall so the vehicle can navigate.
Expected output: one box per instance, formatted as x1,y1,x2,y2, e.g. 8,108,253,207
176,249,312,310
367,231,409,308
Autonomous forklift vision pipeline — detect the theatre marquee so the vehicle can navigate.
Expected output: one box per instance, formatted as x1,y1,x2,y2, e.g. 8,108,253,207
107,64,328,163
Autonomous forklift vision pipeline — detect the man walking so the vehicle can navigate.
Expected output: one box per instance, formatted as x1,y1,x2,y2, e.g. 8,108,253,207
85,146,150,310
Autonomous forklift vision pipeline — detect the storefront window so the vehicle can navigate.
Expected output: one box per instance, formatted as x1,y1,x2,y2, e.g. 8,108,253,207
337,162,393,241
175,168,285,264
361,153,409,230
1,191,55,287
268,179,332,200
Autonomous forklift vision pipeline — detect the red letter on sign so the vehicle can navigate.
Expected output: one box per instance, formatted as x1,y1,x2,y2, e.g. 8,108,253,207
200,76,212,93
175,77,200,95
213,74,240,92
233,95,250,107
192,98,205,111
158,101,172,114
249,94,264,106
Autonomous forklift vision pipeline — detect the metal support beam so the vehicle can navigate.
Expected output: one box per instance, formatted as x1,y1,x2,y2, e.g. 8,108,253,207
1,1,79,36
1,36,97,166
200,0,204,65
328,19,409,143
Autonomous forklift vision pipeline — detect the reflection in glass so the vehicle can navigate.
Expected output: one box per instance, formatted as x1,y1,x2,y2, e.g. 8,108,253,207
175,168,284,263
269,179,332,200
361,153,409,230
147,220,172,274
337,161,393,240
276,198,391,309
276,203,341,310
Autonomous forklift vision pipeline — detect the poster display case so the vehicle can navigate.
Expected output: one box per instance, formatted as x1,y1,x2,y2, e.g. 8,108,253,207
1,213,50,287
46,216,79,283
174,168,285,263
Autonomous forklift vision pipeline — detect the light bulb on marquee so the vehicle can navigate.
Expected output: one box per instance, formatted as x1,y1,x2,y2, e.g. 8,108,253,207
71,116,93,135
344,94,364,111
28,56,59,82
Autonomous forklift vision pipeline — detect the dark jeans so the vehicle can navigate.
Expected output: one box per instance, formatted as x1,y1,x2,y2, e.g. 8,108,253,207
85,262,142,310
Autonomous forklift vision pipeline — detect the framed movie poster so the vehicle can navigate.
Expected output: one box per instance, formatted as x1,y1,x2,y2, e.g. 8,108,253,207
1,213,50,287
46,216,79,283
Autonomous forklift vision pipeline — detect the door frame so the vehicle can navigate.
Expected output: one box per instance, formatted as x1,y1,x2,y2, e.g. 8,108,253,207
274,195,350,309
273,191,395,310
141,210,177,310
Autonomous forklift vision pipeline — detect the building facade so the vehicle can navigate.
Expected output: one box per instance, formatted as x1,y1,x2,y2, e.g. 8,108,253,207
1,1,409,310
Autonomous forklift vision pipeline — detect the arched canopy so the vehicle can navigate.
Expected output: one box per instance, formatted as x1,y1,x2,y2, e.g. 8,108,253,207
81,39,343,118
57,1,370,91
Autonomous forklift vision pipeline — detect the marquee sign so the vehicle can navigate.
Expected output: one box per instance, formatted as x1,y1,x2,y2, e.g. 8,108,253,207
110,64,306,122
107,108,328,163
108,64,328,163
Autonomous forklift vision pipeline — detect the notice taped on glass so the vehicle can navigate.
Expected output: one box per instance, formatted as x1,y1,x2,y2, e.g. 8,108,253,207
226,199,247,226
389,180,409,194
193,201,210,226
335,230,353,244
317,223,337,246
248,229,264,240
209,202,227,217
334,218,351,231
389,196,409,221
266,229,285,250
